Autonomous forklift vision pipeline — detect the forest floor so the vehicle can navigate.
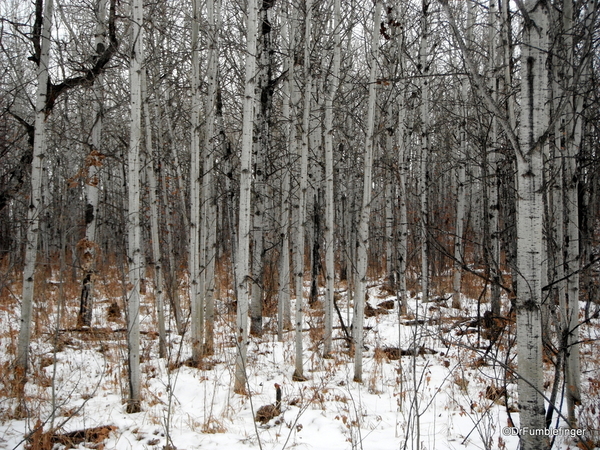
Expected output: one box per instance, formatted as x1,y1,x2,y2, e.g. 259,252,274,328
0,267,599,450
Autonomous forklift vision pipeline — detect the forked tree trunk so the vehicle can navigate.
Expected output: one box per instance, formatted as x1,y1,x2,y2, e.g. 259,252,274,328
16,0,54,383
353,0,381,383
234,0,258,394
126,0,144,413
515,1,549,447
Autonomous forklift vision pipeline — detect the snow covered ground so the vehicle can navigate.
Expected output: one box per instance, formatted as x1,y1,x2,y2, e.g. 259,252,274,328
1,276,598,450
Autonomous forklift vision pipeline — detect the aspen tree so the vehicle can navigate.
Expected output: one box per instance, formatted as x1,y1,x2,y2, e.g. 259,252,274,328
278,5,296,340
419,0,430,305
154,99,185,335
488,0,502,318
201,0,220,356
515,1,550,446
354,0,381,383
395,1,408,317
190,0,203,363
142,73,167,359
323,0,341,357
251,0,275,336
16,0,54,381
126,0,144,413
234,0,258,394
278,167,292,341
293,0,312,382
561,0,588,426
452,2,473,311
78,0,107,329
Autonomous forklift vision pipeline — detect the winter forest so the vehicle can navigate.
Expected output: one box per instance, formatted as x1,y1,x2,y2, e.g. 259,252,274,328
1,0,599,449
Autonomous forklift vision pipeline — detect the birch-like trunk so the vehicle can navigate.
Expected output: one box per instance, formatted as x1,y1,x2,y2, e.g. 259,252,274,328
201,0,220,356
292,0,311,382
126,0,144,413
78,0,106,329
189,0,203,363
452,158,466,310
561,0,585,426
234,0,258,394
250,0,274,337
278,5,296,341
488,0,502,318
452,2,473,311
323,0,341,357
142,73,167,359
154,100,185,335
278,167,292,341
396,5,408,317
323,0,342,357
353,0,381,383
419,0,430,305
16,0,54,381
515,1,549,446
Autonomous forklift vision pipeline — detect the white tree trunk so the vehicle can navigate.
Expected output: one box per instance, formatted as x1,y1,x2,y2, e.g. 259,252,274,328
142,73,167,359
234,0,258,394
353,0,381,383
452,2,473,311
562,0,584,425
515,1,549,447
419,0,430,305
277,9,295,340
189,0,203,363
16,0,54,379
154,100,185,335
250,0,274,337
78,0,106,329
202,0,220,356
126,0,144,413
293,0,311,382
395,4,408,317
323,0,341,357
278,168,292,341
488,0,501,318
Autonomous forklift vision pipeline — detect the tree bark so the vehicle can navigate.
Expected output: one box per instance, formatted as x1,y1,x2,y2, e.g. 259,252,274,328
515,1,549,447
419,0,430,306
189,0,203,364
323,0,341,357
78,0,107,329
354,0,381,383
142,73,167,359
16,0,54,383
234,0,258,394
126,0,144,413
292,0,311,382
